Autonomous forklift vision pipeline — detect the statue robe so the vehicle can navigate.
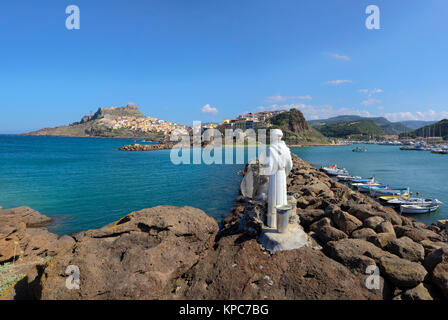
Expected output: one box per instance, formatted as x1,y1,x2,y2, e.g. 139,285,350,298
264,141,293,228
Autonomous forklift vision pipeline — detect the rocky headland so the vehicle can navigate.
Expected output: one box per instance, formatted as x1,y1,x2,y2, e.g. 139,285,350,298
1,154,448,300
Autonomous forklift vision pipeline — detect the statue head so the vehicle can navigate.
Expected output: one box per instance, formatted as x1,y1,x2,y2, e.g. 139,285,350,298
270,129,283,144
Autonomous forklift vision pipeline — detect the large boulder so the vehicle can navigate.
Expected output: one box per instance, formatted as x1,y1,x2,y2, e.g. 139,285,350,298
376,221,396,236
367,233,396,249
181,235,375,300
432,263,448,298
401,283,440,300
326,238,386,265
424,247,448,272
395,226,442,243
386,237,425,262
310,218,347,244
364,216,384,230
378,255,427,288
0,209,71,265
420,240,448,256
331,208,363,235
33,206,218,300
352,228,377,240
343,202,402,226
297,209,327,228
1,206,53,228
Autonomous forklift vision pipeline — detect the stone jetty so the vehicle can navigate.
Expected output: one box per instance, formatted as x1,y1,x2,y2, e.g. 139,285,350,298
118,143,173,151
1,154,448,300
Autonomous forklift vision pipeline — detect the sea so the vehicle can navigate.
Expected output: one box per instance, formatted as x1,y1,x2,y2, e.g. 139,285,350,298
0,135,446,234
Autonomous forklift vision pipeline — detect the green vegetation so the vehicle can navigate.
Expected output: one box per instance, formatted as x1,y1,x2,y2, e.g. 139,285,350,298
314,119,386,138
309,115,411,135
268,108,330,144
0,263,25,296
401,119,448,139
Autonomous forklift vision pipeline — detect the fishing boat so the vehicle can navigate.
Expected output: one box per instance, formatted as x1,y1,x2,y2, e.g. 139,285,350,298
379,193,411,202
370,187,410,198
431,148,448,154
336,174,362,182
387,197,442,206
357,184,387,193
321,165,348,176
400,203,440,214
350,177,376,184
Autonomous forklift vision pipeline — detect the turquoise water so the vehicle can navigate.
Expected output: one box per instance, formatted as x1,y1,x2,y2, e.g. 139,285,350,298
0,137,445,235
291,144,448,225
0,136,249,235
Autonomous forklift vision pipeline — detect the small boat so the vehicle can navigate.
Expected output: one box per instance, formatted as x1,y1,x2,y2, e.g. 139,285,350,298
387,197,442,206
350,177,376,184
370,187,410,198
357,184,387,193
352,147,367,152
379,193,411,202
336,174,362,182
431,148,448,154
321,165,349,176
400,203,440,214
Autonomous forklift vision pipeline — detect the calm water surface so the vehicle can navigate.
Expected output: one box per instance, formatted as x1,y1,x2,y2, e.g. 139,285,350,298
0,137,445,234
291,144,448,225
0,136,247,234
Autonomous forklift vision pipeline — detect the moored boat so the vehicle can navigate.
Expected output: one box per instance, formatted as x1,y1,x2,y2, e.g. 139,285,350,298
378,193,411,202
387,197,442,206
356,184,386,193
370,187,410,198
400,203,440,214
336,174,362,182
321,165,348,176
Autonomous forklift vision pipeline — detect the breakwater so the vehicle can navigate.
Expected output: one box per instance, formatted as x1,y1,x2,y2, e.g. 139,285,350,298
1,153,448,300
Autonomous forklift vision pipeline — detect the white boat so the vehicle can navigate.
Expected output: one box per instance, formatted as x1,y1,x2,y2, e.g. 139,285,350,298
336,175,362,182
321,165,349,176
388,197,443,206
400,204,440,214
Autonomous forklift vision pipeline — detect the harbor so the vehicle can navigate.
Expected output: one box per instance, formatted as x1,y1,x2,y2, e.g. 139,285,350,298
292,143,448,225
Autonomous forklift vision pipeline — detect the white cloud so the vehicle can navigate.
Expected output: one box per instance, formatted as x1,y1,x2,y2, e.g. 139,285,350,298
265,95,312,103
361,98,382,106
201,104,218,114
257,103,371,120
326,80,353,86
328,53,351,61
382,109,448,122
359,88,383,96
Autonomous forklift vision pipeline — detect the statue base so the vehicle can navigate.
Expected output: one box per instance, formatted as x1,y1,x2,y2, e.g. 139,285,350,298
258,224,311,254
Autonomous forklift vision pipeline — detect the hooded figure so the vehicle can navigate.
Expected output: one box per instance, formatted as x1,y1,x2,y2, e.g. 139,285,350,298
260,129,293,228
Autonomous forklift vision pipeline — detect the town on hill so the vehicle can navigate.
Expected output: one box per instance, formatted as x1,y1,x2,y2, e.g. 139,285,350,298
21,104,188,141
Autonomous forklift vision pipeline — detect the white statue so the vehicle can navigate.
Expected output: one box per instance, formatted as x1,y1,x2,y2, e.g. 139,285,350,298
260,129,293,229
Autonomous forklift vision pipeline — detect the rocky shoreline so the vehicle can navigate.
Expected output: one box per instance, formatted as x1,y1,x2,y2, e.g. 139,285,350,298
118,143,173,151
1,154,447,300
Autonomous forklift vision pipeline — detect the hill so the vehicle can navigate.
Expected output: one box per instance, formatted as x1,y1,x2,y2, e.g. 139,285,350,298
313,119,387,138
268,108,330,144
400,119,448,139
21,105,167,141
309,115,410,135
400,120,437,130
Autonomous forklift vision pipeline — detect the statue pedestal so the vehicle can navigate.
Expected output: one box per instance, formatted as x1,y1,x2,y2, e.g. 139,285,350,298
258,224,311,254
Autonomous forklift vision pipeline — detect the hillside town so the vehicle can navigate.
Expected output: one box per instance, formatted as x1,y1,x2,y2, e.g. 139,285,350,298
98,114,187,135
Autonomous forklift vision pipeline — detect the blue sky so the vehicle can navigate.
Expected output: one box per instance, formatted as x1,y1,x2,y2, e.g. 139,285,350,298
0,0,447,133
